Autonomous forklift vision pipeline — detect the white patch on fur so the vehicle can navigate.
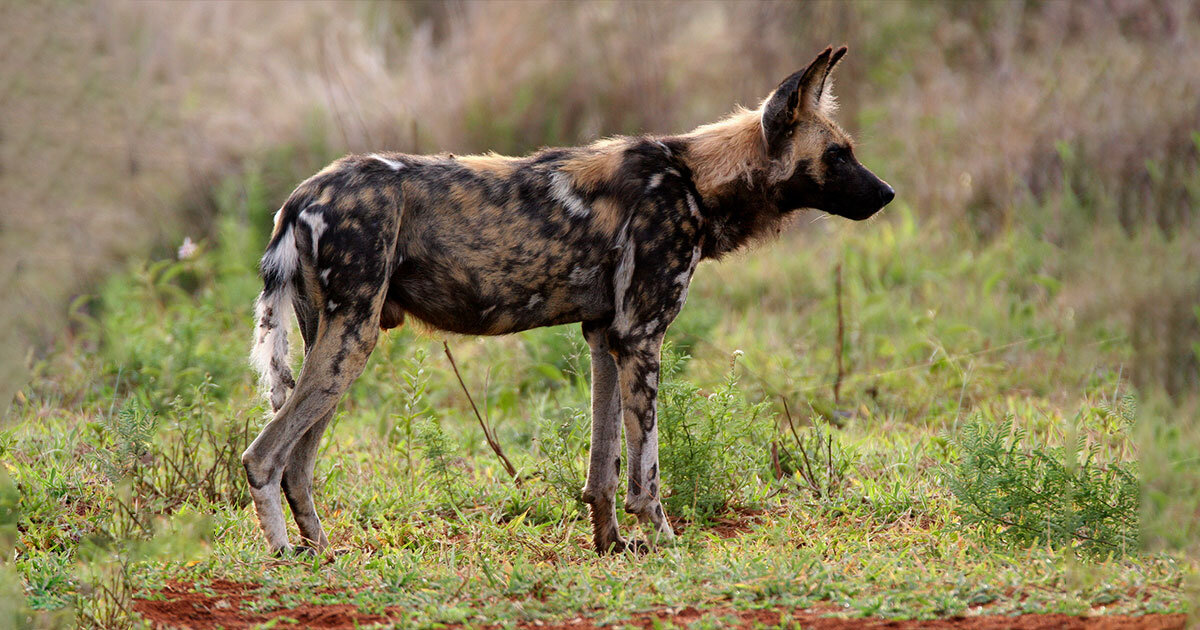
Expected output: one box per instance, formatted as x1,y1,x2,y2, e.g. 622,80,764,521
676,285,692,311
666,168,680,177
759,108,772,151
260,226,298,281
526,294,544,309
320,268,331,283
686,193,702,219
298,207,327,260
818,82,839,116
653,140,671,156
370,153,405,171
327,301,339,313
674,245,703,311
645,371,658,390
646,173,663,191
569,265,600,285
246,481,291,552
480,305,497,318
549,171,591,219
611,222,636,334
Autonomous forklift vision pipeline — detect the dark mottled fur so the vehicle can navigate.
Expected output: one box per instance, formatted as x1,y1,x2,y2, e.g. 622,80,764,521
243,46,894,555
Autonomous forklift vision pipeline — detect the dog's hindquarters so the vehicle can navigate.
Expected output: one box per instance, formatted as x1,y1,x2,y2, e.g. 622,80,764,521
244,164,402,553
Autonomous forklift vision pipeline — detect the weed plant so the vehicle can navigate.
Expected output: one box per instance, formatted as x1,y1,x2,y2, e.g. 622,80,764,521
947,405,1140,558
657,347,773,521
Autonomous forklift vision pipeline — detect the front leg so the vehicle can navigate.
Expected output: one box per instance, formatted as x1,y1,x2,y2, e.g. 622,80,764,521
613,334,675,543
580,323,633,554
596,186,703,549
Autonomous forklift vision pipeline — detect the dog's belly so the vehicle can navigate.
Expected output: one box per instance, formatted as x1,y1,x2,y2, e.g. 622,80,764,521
387,244,615,336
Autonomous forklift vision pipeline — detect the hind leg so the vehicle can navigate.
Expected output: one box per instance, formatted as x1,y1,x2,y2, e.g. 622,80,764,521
243,308,380,554
280,408,334,551
279,301,332,551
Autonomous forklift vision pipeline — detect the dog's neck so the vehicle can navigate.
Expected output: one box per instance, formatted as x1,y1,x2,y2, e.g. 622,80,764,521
673,108,789,259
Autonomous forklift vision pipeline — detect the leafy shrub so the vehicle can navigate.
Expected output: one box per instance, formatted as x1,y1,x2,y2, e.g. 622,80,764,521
946,413,1139,558
657,346,773,521
87,386,254,539
92,398,158,485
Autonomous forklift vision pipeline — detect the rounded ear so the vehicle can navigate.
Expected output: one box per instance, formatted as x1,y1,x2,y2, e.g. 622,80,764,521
761,46,847,157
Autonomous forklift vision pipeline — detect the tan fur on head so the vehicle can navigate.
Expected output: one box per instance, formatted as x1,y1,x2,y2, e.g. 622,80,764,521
681,107,852,201
683,55,853,202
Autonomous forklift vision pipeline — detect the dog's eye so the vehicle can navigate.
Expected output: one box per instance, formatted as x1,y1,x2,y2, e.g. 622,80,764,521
827,146,849,165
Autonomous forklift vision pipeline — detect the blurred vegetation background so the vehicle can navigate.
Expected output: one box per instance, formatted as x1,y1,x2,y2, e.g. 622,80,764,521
1,2,1198,623
2,0,1196,408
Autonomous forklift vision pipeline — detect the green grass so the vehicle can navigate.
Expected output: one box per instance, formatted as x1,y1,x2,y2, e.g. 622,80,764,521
1,162,1195,628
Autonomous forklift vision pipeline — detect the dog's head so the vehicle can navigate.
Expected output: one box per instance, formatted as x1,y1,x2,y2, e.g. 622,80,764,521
760,46,894,220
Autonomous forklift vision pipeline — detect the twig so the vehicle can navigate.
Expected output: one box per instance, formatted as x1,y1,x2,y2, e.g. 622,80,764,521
826,432,833,492
770,439,784,480
1110,364,1123,411
442,341,519,482
783,398,821,498
833,261,846,405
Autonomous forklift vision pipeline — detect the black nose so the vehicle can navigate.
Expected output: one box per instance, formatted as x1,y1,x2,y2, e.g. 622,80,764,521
879,183,895,206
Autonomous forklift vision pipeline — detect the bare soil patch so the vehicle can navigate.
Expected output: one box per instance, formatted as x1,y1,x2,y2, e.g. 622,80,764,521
133,582,1188,630
133,580,398,629
672,507,765,539
546,606,1189,630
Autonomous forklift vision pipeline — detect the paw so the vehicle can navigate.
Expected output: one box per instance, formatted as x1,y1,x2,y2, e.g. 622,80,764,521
645,527,676,546
272,544,317,559
621,538,650,555
635,508,676,542
292,544,318,557
594,536,649,555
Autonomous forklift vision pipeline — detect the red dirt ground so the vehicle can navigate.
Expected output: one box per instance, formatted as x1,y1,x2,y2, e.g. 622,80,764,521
133,581,1189,630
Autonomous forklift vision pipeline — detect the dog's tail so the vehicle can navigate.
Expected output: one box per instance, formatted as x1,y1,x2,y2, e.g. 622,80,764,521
250,196,307,413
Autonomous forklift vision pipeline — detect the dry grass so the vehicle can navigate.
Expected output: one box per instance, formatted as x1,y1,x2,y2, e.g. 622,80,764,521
1,0,1198,407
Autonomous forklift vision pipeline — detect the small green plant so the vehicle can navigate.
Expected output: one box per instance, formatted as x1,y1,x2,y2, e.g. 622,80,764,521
534,404,590,515
417,418,460,508
384,346,433,476
657,346,773,521
946,412,1139,558
92,398,158,485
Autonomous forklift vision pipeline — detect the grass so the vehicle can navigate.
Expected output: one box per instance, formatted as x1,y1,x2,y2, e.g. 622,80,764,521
1,157,1195,628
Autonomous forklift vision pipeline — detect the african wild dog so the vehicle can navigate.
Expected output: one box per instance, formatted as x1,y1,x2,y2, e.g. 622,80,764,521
244,46,893,556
